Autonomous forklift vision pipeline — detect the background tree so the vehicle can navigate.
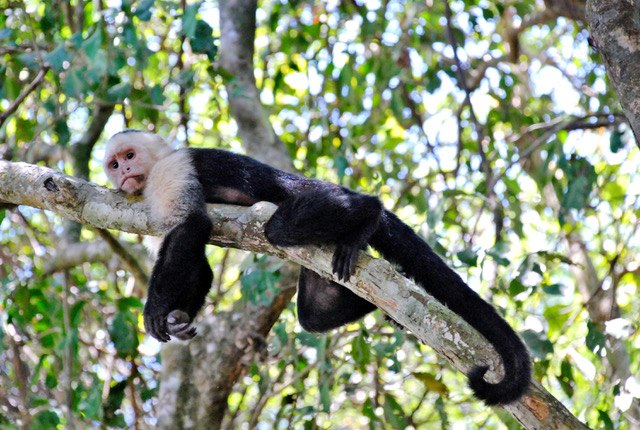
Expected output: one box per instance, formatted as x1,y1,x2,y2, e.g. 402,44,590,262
1,1,638,429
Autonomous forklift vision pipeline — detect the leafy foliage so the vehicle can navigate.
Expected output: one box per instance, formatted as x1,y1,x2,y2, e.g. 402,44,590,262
1,0,639,429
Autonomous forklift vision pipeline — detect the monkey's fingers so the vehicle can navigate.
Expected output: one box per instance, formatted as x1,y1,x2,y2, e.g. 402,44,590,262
145,315,170,343
166,310,197,341
337,247,351,280
332,245,358,281
172,326,197,340
331,246,346,280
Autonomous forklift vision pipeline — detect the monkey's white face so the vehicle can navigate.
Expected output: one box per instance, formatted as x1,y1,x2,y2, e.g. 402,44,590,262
104,139,158,194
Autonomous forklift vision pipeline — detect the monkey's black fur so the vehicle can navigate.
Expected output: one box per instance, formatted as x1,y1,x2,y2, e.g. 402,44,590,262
145,147,531,405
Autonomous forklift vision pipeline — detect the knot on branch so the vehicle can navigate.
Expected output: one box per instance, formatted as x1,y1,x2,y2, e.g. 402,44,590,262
43,177,59,192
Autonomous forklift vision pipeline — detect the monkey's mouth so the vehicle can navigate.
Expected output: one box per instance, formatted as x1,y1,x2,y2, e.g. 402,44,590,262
121,175,145,189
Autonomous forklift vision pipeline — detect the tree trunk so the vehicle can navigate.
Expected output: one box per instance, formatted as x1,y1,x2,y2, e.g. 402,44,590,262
586,0,640,148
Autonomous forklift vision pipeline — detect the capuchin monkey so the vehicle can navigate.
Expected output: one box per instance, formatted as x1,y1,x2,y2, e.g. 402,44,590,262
103,130,531,405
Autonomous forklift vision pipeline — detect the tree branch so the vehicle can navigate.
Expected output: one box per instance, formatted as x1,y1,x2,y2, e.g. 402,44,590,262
0,160,589,428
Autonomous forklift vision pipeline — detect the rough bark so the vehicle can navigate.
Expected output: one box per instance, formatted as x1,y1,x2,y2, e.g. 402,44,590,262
157,282,296,429
0,160,590,429
586,0,640,148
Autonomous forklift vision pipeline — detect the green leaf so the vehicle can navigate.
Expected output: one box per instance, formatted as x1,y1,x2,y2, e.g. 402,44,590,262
557,155,597,224
123,23,138,46
508,279,527,297
428,238,448,257
482,7,495,21
87,53,108,84
69,31,84,48
116,297,143,312
602,180,625,202
45,371,57,389
240,266,280,304
542,283,563,295
108,312,138,357
3,76,20,100
413,372,449,396
335,155,348,182
134,0,155,21
40,4,56,33
426,198,445,229
426,73,442,93
362,398,376,420
390,89,403,118
150,84,165,105
558,358,575,397
296,331,320,347
82,27,103,60
351,332,371,372
320,381,331,412
521,330,553,359
383,394,408,429
435,396,449,429
586,321,606,353
609,129,624,153
62,69,84,99
32,410,60,430
17,52,39,70
45,44,70,72
106,82,131,102
54,121,70,146
598,409,615,430
486,242,510,266
78,383,103,420
182,3,202,38
544,304,572,337
456,248,478,267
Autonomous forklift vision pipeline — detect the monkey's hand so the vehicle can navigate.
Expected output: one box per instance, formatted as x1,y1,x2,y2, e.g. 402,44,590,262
166,310,198,340
332,244,359,281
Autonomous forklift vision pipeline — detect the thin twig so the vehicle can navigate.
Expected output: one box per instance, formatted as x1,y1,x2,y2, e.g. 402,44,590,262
95,229,150,287
0,65,50,128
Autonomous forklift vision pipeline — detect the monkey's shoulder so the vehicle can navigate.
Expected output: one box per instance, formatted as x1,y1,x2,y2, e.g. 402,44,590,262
144,149,200,228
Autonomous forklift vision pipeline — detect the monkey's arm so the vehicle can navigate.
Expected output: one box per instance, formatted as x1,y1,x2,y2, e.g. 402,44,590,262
145,210,213,341
142,151,214,341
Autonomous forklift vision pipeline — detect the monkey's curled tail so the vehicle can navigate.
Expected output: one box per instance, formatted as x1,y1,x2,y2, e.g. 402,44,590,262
370,211,531,405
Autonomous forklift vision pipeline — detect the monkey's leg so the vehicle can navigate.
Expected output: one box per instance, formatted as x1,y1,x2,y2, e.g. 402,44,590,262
296,268,376,332
265,187,382,280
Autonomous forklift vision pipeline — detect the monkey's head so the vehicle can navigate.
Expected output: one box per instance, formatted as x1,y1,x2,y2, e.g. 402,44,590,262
104,130,174,194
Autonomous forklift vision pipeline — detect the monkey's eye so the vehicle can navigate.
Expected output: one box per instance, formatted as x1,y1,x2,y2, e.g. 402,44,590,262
126,152,135,160
111,161,119,169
